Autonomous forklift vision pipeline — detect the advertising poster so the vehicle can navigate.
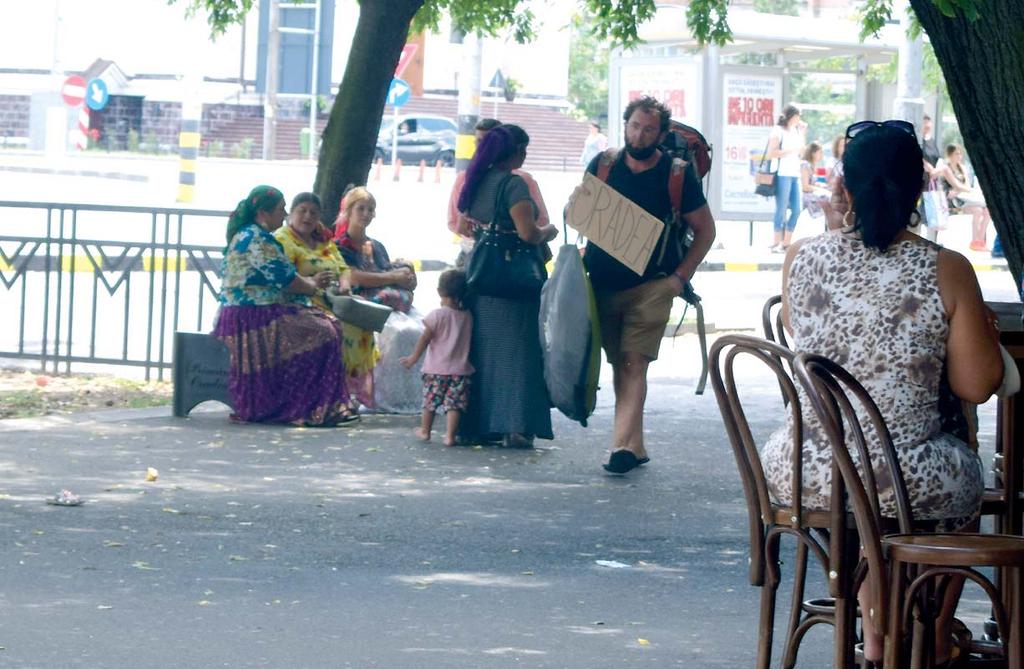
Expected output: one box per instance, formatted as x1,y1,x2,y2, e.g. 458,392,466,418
720,72,782,215
618,60,702,131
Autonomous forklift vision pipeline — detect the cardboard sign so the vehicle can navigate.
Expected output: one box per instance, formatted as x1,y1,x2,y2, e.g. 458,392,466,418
566,173,664,276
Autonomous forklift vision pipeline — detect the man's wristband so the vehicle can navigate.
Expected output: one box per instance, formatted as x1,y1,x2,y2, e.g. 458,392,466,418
672,268,688,285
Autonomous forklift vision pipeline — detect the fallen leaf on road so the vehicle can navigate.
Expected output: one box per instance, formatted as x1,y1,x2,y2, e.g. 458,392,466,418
131,561,158,571
228,555,248,561
145,467,159,482
637,638,650,646
102,540,124,548
97,605,113,610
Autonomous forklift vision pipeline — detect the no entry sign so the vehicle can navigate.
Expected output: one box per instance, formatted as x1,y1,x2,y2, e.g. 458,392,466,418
61,75,86,107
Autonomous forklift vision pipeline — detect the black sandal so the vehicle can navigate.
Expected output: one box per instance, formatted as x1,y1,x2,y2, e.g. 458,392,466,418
603,449,646,475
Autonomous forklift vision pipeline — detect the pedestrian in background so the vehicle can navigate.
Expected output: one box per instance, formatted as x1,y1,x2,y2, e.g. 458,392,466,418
579,121,607,167
765,104,806,252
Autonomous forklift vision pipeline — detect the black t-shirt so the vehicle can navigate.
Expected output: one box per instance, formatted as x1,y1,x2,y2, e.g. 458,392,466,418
583,151,707,291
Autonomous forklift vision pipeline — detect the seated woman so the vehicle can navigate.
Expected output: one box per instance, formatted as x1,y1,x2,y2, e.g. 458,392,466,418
939,143,992,251
212,185,351,426
333,187,417,407
274,192,351,312
798,142,831,223
766,121,1003,664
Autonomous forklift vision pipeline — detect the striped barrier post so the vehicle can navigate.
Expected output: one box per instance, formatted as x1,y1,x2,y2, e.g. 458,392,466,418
176,117,200,203
74,107,90,150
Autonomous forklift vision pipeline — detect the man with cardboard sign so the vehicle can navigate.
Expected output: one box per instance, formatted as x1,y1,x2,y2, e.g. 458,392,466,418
567,96,716,475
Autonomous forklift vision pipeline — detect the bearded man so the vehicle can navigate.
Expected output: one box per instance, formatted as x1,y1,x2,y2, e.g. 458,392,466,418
578,96,716,475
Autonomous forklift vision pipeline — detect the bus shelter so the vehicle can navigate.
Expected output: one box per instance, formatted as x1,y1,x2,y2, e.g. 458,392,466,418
608,6,903,222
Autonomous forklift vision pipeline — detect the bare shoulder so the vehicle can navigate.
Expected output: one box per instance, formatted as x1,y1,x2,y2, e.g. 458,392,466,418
936,246,975,279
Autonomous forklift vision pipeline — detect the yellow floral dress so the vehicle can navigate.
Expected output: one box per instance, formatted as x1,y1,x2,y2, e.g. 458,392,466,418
275,225,379,407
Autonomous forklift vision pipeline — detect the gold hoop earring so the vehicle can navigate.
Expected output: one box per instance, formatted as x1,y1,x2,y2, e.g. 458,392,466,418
842,210,853,228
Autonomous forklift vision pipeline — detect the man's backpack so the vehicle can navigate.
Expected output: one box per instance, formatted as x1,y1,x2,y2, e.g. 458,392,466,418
663,120,712,180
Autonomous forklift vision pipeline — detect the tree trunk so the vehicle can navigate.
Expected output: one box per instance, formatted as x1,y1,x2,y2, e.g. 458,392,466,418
314,0,425,225
910,0,1024,291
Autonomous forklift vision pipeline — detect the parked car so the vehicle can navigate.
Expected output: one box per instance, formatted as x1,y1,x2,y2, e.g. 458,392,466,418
375,114,457,167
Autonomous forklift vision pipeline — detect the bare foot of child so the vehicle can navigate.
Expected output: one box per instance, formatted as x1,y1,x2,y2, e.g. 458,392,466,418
413,427,430,441
442,436,455,446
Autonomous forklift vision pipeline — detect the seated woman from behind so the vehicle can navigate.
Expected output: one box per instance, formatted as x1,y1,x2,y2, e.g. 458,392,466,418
333,187,417,407
212,185,351,426
766,121,1003,664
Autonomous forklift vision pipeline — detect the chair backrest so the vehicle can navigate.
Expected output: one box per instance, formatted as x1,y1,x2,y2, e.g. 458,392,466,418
793,352,916,635
710,333,806,586
761,294,789,350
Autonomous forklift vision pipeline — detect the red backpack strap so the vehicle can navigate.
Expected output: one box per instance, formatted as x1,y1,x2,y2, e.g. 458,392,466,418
667,157,688,224
595,148,620,182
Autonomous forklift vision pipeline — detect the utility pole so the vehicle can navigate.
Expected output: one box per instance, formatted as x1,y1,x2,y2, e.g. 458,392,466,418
892,0,924,131
262,0,280,161
454,33,482,173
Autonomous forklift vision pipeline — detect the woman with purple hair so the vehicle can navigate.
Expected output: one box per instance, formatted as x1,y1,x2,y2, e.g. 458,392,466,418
457,125,558,447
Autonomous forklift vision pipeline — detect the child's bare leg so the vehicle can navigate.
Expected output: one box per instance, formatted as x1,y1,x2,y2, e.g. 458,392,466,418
444,410,461,446
413,409,433,441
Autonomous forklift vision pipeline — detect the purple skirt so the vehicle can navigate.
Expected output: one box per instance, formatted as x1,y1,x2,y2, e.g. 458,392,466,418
212,304,349,425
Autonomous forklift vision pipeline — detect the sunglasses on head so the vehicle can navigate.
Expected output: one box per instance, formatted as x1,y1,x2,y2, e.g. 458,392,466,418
844,119,916,141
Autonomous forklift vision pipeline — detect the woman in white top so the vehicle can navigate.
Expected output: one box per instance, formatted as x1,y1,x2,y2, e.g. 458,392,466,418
765,105,806,252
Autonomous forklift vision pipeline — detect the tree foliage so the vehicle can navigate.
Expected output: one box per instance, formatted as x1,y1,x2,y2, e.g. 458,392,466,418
567,13,610,124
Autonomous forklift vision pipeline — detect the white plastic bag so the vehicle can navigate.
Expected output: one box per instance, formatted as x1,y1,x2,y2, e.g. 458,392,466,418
373,309,425,414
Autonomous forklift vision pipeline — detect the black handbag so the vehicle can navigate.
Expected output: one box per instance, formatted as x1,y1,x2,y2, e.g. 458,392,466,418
754,137,777,198
466,174,546,300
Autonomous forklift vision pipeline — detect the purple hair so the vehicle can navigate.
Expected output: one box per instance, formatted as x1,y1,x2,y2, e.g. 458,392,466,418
457,126,517,213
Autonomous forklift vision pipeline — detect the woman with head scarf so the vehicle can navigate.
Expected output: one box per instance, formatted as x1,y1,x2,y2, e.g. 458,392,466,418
333,186,417,408
212,185,352,425
457,124,558,447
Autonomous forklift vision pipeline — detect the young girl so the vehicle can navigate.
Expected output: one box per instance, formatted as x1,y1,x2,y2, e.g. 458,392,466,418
399,269,474,445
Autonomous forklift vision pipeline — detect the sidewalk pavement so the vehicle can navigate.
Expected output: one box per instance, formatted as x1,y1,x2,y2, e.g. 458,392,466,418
0,336,1001,668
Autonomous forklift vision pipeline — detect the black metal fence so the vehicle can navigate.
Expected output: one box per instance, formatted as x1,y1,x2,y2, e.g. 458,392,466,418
0,201,228,380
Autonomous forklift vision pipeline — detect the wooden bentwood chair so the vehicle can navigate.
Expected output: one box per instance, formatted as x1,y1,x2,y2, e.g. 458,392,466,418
794,352,1024,669
710,334,865,669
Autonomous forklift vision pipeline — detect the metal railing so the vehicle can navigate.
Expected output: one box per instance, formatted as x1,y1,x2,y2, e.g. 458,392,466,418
0,200,229,380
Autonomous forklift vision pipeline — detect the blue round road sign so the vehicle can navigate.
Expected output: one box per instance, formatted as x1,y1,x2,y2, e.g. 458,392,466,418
387,78,411,108
85,78,109,111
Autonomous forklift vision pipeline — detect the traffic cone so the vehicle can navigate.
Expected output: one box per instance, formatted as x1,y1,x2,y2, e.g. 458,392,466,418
435,160,443,184
418,160,426,182
393,158,402,182
374,157,382,182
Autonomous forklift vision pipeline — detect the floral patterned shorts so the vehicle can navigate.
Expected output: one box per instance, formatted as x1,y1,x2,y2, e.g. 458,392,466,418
422,374,470,413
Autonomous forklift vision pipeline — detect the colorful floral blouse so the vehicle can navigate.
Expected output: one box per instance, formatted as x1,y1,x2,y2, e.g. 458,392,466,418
274,225,349,313
219,224,306,306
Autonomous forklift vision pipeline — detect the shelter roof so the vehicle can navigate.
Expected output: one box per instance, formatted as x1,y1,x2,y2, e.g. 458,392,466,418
637,6,902,64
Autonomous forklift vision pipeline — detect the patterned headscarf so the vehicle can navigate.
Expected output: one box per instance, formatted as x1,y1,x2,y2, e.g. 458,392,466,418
226,185,285,244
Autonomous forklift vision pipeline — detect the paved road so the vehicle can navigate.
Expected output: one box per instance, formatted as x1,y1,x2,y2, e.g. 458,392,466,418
0,334,1003,668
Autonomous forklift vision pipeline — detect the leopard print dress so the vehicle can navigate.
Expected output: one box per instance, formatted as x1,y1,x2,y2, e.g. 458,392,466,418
761,231,983,531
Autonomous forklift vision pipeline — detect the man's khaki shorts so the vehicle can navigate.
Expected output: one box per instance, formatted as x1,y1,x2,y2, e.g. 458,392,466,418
595,280,674,364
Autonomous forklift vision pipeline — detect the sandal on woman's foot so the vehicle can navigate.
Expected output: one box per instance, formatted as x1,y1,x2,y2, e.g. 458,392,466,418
603,449,647,475
935,619,973,668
